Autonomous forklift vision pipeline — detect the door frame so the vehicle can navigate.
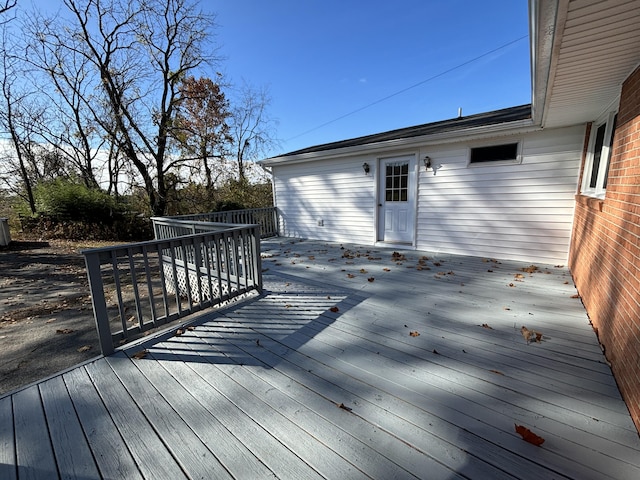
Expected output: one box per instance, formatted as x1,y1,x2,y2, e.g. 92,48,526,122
374,153,418,246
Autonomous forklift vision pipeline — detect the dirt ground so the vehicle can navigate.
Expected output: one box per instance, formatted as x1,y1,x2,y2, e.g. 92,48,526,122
0,234,116,395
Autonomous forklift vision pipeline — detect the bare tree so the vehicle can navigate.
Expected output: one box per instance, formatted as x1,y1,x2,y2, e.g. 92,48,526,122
0,1,15,16
25,12,104,189
228,82,279,183
0,25,42,213
29,0,218,216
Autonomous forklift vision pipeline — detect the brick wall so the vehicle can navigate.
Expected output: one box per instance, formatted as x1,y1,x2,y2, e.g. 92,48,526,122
569,64,640,433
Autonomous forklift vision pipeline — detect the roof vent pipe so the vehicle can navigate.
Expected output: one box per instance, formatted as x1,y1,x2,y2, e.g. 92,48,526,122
458,107,462,118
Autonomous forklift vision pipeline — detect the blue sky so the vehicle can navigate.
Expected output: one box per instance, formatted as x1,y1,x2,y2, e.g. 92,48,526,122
26,1,531,158
212,1,531,156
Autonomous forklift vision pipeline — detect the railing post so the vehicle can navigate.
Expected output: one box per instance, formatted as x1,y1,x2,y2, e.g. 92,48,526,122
84,252,114,356
273,207,280,236
253,225,263,292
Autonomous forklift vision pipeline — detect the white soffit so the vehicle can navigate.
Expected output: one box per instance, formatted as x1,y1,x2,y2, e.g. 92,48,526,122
539,0,640,128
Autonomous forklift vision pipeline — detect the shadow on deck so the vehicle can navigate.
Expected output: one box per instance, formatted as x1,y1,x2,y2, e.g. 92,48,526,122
2,238,640,480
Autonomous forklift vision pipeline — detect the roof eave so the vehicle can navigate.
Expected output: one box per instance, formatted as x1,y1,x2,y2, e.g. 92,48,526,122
529,0,563,127
261,118,538,166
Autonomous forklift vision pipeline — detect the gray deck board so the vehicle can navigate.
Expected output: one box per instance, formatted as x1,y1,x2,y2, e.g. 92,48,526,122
0,395,17,480
3,238,640,479
13,387,57,480
39,375,101,479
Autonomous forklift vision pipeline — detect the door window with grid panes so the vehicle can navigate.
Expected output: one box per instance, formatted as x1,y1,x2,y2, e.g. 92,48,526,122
385,162,408,202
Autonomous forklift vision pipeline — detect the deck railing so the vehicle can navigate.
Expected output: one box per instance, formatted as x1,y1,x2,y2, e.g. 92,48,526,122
165,207,279,238
83,223,262,355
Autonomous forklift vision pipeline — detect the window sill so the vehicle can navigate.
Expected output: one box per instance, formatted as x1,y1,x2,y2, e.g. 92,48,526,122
467,158,522,168
575,194,604,212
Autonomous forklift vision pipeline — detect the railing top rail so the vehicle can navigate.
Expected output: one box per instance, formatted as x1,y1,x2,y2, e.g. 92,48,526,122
150,217,252,227
164,207,276,218
82,223,260,257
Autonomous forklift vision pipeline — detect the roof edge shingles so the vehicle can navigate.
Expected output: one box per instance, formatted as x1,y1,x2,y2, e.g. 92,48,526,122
273,104,532,159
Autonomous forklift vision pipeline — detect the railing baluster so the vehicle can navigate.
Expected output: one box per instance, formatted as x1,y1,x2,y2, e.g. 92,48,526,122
110,250,127,335
169,239,183,316
180,238,194,311
156,242,171,318
127,247,144,330
142,246,157,323
214,233,224,303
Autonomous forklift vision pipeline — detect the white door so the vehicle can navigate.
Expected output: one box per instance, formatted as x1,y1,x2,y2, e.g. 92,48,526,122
378,156,415,243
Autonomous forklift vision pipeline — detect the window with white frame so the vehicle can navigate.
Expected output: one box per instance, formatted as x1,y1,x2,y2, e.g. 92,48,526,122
582,111,617,197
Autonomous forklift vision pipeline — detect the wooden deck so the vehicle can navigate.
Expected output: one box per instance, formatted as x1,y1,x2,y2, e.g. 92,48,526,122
2,238,640,479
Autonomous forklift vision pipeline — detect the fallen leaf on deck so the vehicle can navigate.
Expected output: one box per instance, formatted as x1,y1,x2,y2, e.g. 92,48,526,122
347,273,355,278
433,349,440,354
132,349,148,359
330,306,339,313
480,323,493,329
515,424,545,446
359,268,367,274
489,369,504,375
391,252,406,262
508,283,515,287
337,403,353,412
514,273,525,280
186,326,195,331
409,331,420,337
571,294,580,299
521,265,539,274
77,345,92,353
175,329,184,336
521,326,543,343
383,268,391,272
56,328,74,334
367,277,375,282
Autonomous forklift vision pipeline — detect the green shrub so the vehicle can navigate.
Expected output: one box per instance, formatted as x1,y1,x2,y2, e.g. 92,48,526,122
34,178,122,222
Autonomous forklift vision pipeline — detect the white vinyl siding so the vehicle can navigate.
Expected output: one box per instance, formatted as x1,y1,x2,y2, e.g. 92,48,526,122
272,156,376,245
269,125,584,264
415,125,584,264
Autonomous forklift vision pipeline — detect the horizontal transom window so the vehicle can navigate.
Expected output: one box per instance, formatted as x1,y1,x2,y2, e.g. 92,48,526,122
470,143,519,164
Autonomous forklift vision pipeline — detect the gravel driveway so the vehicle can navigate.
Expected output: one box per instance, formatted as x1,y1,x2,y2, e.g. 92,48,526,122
0,237,106,395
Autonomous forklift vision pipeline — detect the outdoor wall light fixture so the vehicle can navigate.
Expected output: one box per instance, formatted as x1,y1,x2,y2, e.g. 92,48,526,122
362,162,370,174
424,155,441,175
